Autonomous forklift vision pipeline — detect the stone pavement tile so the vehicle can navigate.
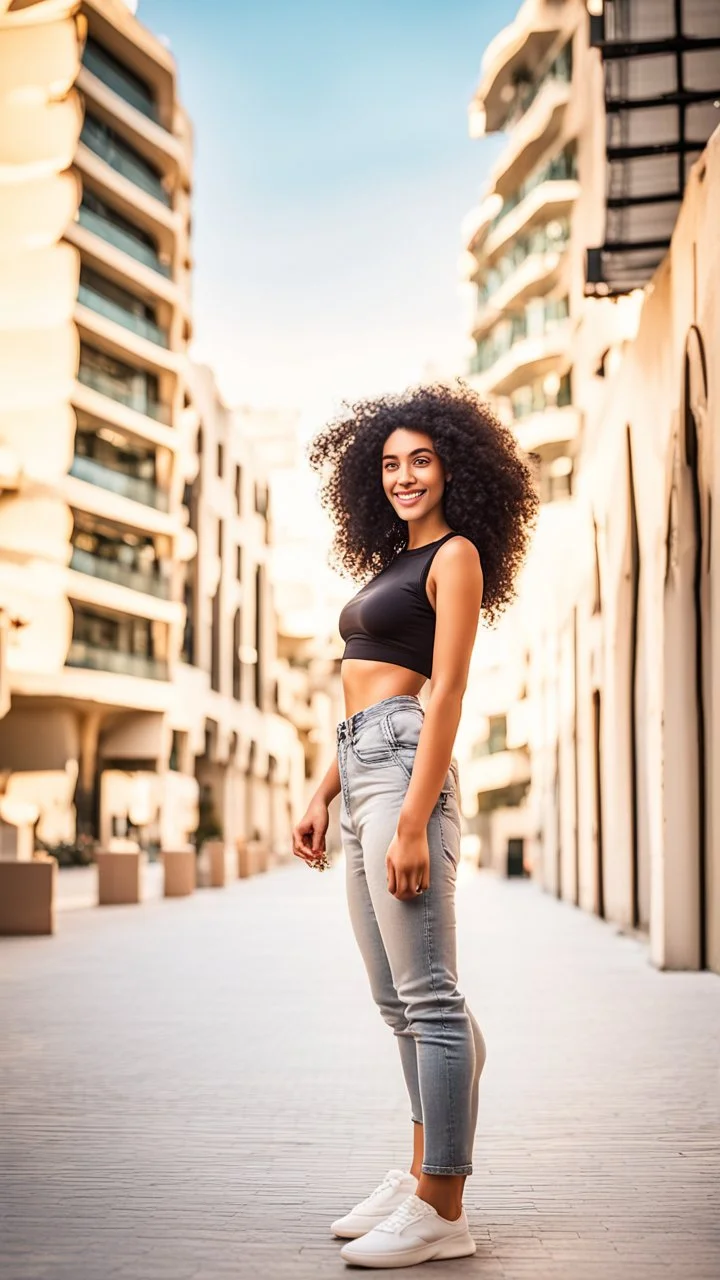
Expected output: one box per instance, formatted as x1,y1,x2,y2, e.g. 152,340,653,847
1,864,719,1280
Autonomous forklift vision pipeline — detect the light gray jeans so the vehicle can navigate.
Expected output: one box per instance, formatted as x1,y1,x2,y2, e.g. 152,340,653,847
336,693,486,1176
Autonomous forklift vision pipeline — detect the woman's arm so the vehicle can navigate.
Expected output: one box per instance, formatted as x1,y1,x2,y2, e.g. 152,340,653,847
292,754,341,866
397,537,483,841
313,754,341,807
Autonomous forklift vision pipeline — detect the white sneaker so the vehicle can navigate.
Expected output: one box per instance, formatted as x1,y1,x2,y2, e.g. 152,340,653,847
339,1192,476,1268
330,1168,418,1239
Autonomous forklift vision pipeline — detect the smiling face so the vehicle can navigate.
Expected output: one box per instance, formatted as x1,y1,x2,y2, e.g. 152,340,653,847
381,427,450,525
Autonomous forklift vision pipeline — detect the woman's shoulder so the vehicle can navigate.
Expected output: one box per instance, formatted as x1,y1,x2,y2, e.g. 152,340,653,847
435,533,481,568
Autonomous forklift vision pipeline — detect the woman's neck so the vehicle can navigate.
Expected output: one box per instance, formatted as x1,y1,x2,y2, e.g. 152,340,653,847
404,521,453,552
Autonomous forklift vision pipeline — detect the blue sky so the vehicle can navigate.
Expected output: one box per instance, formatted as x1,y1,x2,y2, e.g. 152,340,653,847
139,0,517,415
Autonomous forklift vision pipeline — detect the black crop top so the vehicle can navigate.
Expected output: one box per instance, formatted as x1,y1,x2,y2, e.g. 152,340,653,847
338,531,462,680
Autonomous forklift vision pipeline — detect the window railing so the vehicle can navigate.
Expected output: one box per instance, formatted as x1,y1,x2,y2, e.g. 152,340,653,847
477,218,570,305
77,363,172,425
66,640,168,681
490,147,578,235
70,546,171,599
70,454,169,511
77,282,168,348
470,297,569,376
77,205,172,278
83,39,160,124
510,371,573,421
503,41,573,129
81,118,171,207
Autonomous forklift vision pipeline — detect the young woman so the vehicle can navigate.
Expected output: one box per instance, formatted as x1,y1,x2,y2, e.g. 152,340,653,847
292,382,537,1269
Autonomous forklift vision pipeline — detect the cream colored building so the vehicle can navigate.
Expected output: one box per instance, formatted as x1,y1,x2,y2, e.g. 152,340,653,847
0,0,303,861
525,2,720,974
459,0,605,869
0,0,197,849
462,0,720,975
235,406,346,851
174,371,305,862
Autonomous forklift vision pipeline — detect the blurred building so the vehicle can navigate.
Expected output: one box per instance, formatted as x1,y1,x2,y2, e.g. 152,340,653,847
462,0,720,975
235,406,347,852
0,0,196,848
0,0,304,861
173,369,304,863
527,1,720,975
459,0,607,869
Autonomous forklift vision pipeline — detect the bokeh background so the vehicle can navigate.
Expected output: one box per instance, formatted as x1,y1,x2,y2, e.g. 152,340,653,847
1,0,720,980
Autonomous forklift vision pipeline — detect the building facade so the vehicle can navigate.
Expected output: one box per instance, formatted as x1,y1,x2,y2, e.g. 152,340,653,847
462,0,720,975
526,1,720,974
175,370,305,864
532,130,720,974
0,0,304,862
235,406,347,853
459,0,608,869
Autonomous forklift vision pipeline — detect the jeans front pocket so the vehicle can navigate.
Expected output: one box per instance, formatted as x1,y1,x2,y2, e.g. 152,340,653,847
384,704,424,781
351,717,396,767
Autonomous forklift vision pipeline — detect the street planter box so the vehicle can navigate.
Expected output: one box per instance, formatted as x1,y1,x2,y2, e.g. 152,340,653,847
96,850,141,906
236,837,251,879
162,849,196,897
203,840,227,889
0,855,56,935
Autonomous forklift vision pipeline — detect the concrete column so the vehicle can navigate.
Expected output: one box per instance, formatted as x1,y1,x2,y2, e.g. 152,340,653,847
76,710,102,838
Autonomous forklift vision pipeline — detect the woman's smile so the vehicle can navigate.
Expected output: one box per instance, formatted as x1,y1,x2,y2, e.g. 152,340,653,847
394,489,427,507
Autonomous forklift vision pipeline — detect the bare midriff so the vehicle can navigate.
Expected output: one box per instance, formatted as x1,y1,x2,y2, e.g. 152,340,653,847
341,657,426,718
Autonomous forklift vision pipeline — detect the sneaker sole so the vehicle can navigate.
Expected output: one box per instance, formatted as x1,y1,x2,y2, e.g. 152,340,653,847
340,1229,477,1267
331,1216,391,1239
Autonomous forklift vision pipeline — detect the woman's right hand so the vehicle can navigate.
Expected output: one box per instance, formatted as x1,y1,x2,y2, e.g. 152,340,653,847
292,798,329,868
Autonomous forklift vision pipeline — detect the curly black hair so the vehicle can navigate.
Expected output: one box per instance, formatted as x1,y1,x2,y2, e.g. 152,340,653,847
306,381,539,625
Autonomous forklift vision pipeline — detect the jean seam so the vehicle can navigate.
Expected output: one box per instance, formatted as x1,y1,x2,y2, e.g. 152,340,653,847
351,747,397,769
437,803,459,871
337,740,352,814
422,881,456,1173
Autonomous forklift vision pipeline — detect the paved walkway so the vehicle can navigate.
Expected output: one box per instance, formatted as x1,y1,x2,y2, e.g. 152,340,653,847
1,858,719,1280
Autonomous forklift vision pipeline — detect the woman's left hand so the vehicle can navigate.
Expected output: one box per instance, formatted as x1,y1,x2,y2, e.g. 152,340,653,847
386,828,430,900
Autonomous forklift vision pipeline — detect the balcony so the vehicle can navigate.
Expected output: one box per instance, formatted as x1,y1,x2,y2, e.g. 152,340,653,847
83,38,160,125
492,78,572,199
469,6,563,135
78,361,171,426
66,640,168,681
69,454,169,512
466,747,531,797
80,116,171,208
70,546,171,599
474,219,570,333
77,203,172,279
502,41,572,132
470,297,570,398
513,404,578,453
484,149,578,260
78,281,168,348
471,296,569,373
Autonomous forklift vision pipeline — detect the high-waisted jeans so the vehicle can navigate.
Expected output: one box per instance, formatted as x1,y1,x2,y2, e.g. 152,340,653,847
336,693,486,1176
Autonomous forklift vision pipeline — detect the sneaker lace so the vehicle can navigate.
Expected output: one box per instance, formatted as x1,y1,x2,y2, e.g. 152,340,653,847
375,1195,431,1234
366,1169,408,1201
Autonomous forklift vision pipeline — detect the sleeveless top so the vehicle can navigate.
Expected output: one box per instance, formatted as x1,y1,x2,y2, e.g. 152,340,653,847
338,531,462,680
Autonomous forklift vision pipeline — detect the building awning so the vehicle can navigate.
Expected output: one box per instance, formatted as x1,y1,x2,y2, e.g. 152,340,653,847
586,0,720,296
